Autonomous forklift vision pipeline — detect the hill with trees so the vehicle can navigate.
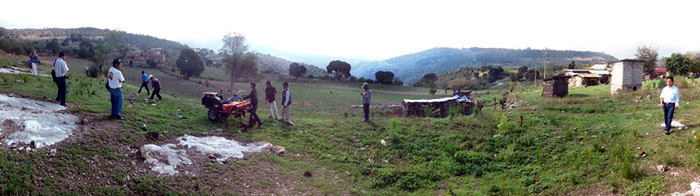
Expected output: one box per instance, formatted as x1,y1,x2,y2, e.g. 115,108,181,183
352,47,618,84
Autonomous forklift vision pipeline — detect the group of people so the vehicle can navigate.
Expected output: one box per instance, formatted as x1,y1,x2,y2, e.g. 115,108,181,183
240,80,294,128
43,51,163,120
109,61,163,119
42,52,375,126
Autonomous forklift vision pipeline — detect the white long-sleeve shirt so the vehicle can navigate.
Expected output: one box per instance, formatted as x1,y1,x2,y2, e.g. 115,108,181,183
660,85,680,107
53,58,69,77
282,89,291,106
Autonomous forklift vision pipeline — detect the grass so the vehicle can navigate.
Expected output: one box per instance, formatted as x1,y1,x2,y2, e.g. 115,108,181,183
2,53,700,195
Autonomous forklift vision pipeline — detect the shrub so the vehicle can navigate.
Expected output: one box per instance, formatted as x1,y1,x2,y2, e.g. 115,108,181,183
87,66,101,78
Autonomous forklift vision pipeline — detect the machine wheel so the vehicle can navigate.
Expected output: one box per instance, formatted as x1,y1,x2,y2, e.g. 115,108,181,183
208,108,220,122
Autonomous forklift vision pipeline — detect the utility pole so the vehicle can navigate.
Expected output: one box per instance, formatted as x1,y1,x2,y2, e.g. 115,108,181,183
544,47,547,80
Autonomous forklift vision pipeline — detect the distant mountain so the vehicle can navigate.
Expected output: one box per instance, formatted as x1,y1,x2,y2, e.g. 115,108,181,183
351,47,618,84
250,44,372,69
9,27,187,52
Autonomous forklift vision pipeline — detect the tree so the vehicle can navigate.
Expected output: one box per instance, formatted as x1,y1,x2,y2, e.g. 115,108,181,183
289,62,307,78
665,53,692,76
635,45,659,76
117,44,132,58
375,71,395,85
220,32,255,92
567,61,576,69
146,58,163,68
517,66,528,73
176,48,205,79
687,52,700,75
61,39,70,47
46,39,61,54
448,77,469,92
422,73,438,83
326,60,352,79
77,40,94,58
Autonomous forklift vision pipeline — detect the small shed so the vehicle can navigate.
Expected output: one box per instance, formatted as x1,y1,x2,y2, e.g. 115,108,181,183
542,74,570,98
611,59,644,94
403,95,472,118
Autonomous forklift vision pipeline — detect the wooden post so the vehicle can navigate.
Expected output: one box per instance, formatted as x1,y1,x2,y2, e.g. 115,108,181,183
520,116,523,127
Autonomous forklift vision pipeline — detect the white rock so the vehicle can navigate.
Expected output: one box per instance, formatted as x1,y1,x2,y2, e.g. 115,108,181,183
672,181,700,196
0,94,78,148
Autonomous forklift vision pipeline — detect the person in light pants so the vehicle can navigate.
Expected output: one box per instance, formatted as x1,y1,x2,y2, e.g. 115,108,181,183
281,81,294,126
29,50,41,75
659,76,680,135
264,80,279,120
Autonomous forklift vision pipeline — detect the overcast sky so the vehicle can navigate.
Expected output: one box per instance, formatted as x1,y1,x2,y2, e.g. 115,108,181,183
1,0,698,60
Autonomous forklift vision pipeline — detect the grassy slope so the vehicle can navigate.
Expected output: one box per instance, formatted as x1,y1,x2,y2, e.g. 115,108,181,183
2,53,700,195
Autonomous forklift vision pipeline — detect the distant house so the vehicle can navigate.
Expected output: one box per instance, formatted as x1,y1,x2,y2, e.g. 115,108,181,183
590,63,609,70
135,48,166,62
610,59,644,94
542,74,570,98
563,69,610,88
652,68,667,79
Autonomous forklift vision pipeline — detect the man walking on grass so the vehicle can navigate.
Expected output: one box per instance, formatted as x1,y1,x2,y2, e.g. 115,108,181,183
149,75,162,101
360,82,371,122
138,71,150,95
52,52,69,106
281,82,294,126
659,76,680,135
242,82,263,128
265,80,279,120
108,59,125,119
28,50,41,76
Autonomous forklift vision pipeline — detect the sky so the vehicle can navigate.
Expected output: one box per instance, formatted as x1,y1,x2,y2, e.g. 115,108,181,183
1,0,699,60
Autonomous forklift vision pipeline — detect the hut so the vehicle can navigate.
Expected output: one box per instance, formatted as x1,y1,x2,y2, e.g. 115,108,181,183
542,74,569,98
610,59,644,94
403,94,472,118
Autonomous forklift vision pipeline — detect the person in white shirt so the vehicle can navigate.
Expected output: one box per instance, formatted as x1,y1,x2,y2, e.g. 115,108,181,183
659,76,680,135
52,52,69,106
108,59,126,119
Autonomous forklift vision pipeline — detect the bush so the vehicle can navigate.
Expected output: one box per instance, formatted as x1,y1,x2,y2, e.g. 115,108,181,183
87,66,101,78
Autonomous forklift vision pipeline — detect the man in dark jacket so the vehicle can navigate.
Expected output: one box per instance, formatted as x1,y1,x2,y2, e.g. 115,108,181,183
265,80,279,120
242,82,263,128
28,50,41,76
149,75,162,101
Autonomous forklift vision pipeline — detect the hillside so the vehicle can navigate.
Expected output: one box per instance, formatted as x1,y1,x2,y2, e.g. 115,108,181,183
255,53,327,76
351,47,618,84
9,27,187,52
3,27,327,77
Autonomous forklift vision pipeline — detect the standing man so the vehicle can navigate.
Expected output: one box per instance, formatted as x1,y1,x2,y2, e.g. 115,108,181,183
281,81,294,126
149,75,162,101
265,80,279,120
138,71,150,95
659,76,680,135
52,52,69,106
242,82,263,128
108,59,125,119
360,82,371,122
28,50,41,76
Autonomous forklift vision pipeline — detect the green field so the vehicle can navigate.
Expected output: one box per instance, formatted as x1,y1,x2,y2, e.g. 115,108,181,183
2,53,700,195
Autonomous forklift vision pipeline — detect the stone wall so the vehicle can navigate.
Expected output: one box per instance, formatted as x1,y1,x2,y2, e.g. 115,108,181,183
610,60,643,94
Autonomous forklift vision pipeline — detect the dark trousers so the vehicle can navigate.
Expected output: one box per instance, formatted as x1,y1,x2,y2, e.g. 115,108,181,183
363,103,370,121
663,103,676,132
248,105,262,127
150,89,162,100
138,82,150,94
55,77,67,106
